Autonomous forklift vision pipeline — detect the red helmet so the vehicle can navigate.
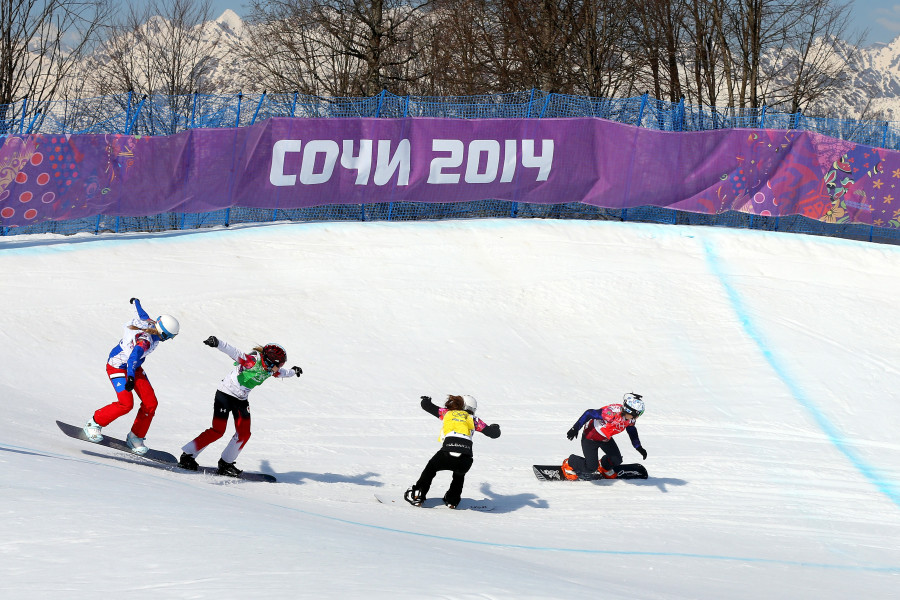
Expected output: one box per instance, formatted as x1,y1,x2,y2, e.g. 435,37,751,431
261,344,287,369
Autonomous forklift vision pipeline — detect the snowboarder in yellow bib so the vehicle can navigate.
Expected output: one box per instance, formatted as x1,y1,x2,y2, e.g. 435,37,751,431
405,395,500,509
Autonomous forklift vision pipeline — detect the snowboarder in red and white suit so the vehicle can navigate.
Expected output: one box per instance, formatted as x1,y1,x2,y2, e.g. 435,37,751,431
563,393,648,480
178,336,301,477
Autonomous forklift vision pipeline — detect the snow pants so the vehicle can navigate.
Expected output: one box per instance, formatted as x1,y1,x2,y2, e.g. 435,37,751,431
569,436,623,474
414,449,474,506
95,365,157,438
182,390,251,464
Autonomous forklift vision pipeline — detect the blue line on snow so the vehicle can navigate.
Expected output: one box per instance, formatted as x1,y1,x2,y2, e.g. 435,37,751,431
701,238,900,509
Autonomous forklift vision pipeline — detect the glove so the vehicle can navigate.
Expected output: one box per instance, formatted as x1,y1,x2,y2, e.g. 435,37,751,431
484,423,501,438
421,395,432,402
129,297,138,304
291,366,302,376
124,376,135,392
203,336,218,348
567,427,578,441
637,447,648,460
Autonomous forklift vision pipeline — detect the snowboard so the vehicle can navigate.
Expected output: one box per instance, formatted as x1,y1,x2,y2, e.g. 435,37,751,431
374,492,495,512
533,462,649,482
57,420,177,464
188,465,277,483
57,420,276,482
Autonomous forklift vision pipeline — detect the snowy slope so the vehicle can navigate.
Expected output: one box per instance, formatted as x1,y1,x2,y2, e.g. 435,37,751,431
1,219,898,599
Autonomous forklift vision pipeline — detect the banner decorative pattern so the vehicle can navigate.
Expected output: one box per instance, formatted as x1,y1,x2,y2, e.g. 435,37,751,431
0,117,895,229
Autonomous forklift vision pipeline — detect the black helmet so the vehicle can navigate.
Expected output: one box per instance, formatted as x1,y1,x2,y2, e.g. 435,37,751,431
261,344,287,369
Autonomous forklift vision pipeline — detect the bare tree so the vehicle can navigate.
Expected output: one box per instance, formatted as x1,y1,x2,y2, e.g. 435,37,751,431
238,0,341,95
85,0,216,97
240,0,434,97
415,0,513,95
765,0,863,114
572,0,634,97
625,0,686,103
497,0,584,92
0,0,111,125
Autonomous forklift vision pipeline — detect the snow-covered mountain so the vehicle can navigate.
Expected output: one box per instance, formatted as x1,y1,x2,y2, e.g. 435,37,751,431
836,38,900,120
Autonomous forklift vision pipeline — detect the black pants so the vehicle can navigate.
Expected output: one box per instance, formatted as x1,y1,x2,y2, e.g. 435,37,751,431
414,450,474,505
569,436,622,474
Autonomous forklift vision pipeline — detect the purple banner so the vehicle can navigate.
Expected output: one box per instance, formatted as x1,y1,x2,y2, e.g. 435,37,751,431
0,117,894,229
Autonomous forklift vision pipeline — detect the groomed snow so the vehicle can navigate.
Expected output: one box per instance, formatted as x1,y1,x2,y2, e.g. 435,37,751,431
1,219,898,599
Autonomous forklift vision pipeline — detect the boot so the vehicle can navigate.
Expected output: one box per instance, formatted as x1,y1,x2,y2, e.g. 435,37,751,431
179,452,199,471
126,431,148,455
561,458,578,481
404,486,425,506
217,458,243,477
442,495,458,509
83,418,103,442
597,461,618,479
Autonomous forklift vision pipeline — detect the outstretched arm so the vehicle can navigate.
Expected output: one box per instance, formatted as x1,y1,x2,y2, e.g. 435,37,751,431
626,425,647,459
130,297,150,321
481,423,501,439
204,336,249,364
420,396,441,418
274,366,302,378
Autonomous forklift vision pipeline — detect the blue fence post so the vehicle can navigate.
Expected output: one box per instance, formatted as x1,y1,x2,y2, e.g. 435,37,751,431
376,89,385,117
225,208,231,227
882,121,890,148
251,91,266,125
126,96,147,134
18,97,27,133
290,91,298,117
677,96,685,131
538,92,552,118
527,88,536,118
760,105,767,128
25,110,41,133
190,91,198,128
94,215,102,234
637,92,648,126
403,95,410,117
235,93,243,128
125,90,133,133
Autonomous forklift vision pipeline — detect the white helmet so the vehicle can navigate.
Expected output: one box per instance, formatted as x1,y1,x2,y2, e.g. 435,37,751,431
155,315,180,340
462,395,478,415
622,392,645,418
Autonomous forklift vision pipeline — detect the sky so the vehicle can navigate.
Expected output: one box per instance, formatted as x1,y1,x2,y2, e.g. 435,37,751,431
861,1,900,45
1,218,898,598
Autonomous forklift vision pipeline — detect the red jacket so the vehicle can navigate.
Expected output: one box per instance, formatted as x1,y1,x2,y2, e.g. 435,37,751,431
573,404,642,447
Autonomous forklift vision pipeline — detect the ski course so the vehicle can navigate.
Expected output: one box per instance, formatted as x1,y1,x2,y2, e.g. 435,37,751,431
2,219,898,599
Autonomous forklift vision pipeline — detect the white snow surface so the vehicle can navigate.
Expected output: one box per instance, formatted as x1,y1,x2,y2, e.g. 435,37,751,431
1,219,898,599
